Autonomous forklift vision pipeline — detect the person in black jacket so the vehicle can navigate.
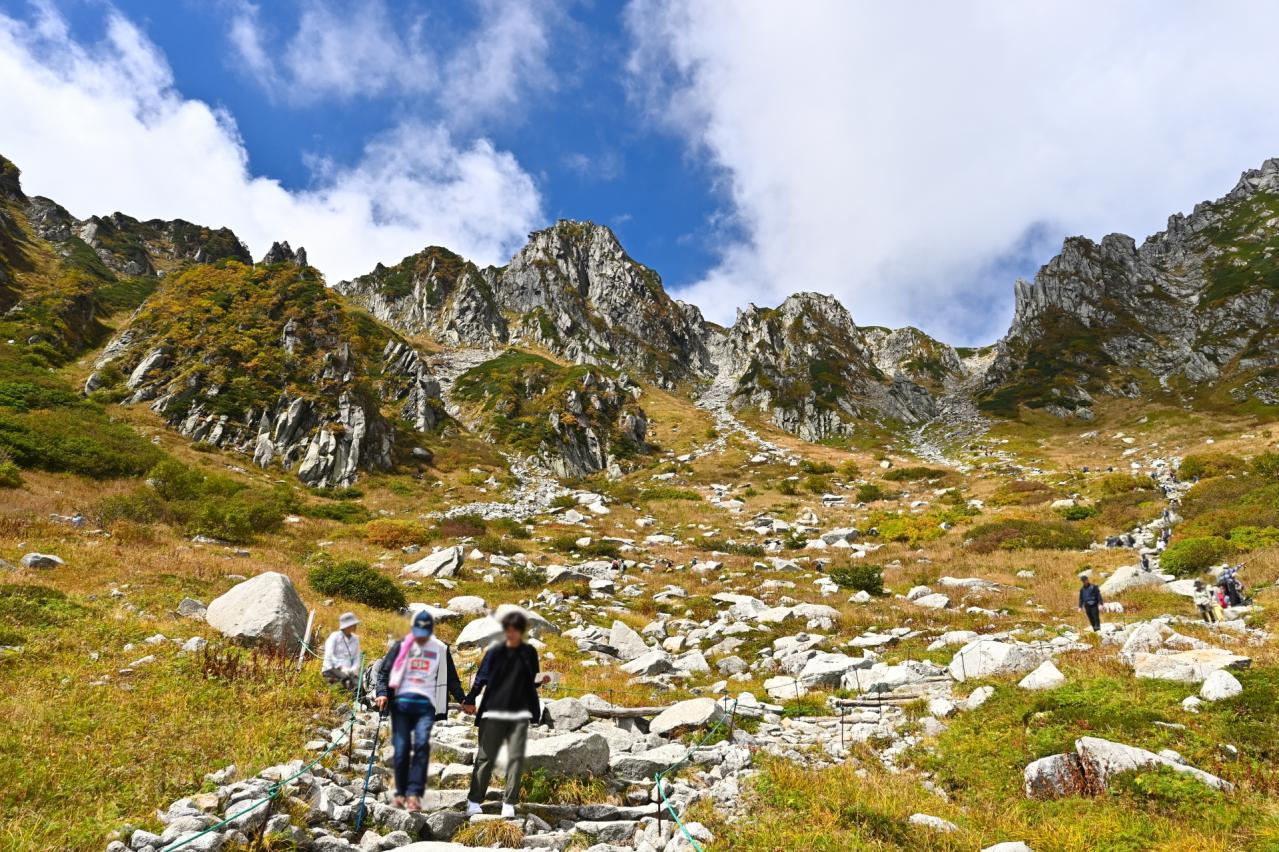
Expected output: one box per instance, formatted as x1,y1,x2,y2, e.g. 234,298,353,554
374,610,465,811
462,610,549,818
1078,573,1103,631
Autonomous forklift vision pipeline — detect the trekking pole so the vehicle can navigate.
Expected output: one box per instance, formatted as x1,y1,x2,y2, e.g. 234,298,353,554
355,708,386,833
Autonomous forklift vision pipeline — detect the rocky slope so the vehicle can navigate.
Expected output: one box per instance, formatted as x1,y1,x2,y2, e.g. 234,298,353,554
450,349,649,478
86,260,444,487
336,221,713,387
982,158,1279,419
710,294,938,441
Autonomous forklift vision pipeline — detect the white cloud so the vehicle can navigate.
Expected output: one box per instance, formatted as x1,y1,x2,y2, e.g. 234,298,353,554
627,0,1279,344
0,5,542,280
229,0,558,125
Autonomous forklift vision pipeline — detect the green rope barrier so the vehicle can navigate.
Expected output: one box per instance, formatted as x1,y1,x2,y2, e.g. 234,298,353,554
164,653,365,851
653,698,738,852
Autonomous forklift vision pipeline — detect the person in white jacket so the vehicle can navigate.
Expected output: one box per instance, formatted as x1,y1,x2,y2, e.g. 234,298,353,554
322,612,362,691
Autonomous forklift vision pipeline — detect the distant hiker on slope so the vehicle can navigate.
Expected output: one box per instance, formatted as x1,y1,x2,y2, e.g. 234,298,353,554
321,612,362,691
1193,580,1222,623
375,610,465,811
1078,573,1103,631
463,610,550,819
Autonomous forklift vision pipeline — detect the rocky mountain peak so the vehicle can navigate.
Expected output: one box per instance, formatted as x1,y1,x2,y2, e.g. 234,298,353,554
260,240,307,267
0,155,24,199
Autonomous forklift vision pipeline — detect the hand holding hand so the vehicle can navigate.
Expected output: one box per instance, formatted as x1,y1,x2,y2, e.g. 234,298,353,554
461,703,477,715
375,696,388,712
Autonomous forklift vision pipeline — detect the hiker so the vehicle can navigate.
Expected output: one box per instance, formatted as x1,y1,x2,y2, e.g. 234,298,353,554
1193,581,1221,623
1078,573,1103,631
1140,552,1151,571
1220,565,1246,607
322,612,362,691
462,610,550,819
375,610,465,811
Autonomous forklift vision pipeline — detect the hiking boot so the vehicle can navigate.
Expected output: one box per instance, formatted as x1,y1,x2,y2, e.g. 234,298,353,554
393,795,405,809
406,796,421,812
466,800,484,816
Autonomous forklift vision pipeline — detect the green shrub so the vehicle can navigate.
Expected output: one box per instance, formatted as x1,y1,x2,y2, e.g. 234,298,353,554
882,466,947,482
638,486,701,501
698,538,766,557
147,458,211,501
1160,536,1233,577
302,501,371,523
1058,504,1098,521
839,460,861,479
1179,453,1245,480
781,696,826,717
856,483,884,502
989,480,1056,507
799,460,836,475
1250,452,1279,478
966,518,1091,553
1226,525,1279,550
435,513,488,538
1096,473,1152,497
96,488,167,526
777,479,798,496
187,489,292,543
547,534,619,559
508,563,547,589
0,407,163,478
0,458,21,488
308,557,406,610
829,563,883,595
550,494,576,510
803,474,831,494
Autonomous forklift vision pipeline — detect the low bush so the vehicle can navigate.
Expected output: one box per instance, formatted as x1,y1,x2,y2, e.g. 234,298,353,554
882,466,947,482
362,519,432,548
0,457,21,488
1058,504,1098,521
1160,536,1233,577
507,563,547,589
839,460,861,479
990,480,1056,507
435,513,488,538
781,696,827,717
829,563,883,595
547,534,620,559
1250,452,1279,478
777,479,799,496
1179,452,1245,480
804,474,831,494
0,407,164,477
309,486,364,500
1096,473,1153,497
799,459,836,475
856,483,885,503
966,518,1091,553
302,501,372,524
308,556,406,610
638,486,701,501
697,538,766,557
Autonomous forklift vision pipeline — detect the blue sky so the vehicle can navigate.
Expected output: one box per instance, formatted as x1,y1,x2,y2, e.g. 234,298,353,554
5,1,1279,345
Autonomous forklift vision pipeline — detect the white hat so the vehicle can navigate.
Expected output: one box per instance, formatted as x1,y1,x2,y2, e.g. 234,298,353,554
338,612,360,629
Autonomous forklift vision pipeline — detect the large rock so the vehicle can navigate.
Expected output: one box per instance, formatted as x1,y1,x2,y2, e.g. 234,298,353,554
402,546,464,578
455,617,503,650
609,619,650,662
1200,669,1243,701
1026,736,1233,799
1018,660,1066,691
798,653,868,688
544,697,591,731
1099,565,1167,597
1075,736,1233,793
1130,649,1251,683
20,552,63,569
649,698,725,738
523,732,610,778
619,649,673,676
205,572,307,653
948,639,1045,682
608,743,688,780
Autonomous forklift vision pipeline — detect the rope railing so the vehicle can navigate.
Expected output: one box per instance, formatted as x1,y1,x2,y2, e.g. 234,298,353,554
652,698,739,852
165,653,365,851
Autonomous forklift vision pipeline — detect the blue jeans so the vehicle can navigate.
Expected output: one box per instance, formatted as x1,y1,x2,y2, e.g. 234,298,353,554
391,696,436,796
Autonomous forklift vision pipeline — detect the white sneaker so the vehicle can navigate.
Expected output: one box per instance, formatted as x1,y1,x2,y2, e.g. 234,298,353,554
501,804,516,819
466,801,483,816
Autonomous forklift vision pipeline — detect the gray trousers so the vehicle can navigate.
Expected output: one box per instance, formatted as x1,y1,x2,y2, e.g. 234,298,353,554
467,718,530,805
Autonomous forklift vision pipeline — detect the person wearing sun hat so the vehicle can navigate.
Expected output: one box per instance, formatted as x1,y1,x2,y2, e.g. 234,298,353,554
374,609,465,811
321,611,362,691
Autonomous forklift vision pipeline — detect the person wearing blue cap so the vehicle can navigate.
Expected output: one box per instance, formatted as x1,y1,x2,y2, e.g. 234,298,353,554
374,609,465,810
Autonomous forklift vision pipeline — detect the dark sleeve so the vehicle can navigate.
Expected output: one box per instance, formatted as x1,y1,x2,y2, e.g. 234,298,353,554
465,648,495,703
528,645,542,686
1078,589,1085,606
445,649,465,703
375,640,401,698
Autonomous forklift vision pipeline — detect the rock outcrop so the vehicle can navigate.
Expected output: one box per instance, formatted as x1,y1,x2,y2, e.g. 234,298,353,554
205,572,308,654
984,158,1279,418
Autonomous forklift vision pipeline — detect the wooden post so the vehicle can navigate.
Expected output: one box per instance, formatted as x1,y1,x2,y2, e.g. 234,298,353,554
296,609,316,671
